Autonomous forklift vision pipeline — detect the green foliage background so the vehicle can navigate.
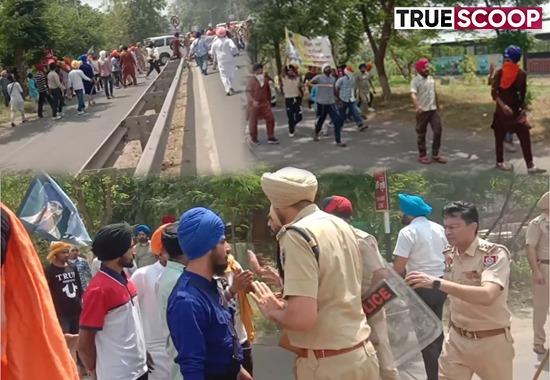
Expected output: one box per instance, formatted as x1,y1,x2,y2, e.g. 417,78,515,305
2,171,547,263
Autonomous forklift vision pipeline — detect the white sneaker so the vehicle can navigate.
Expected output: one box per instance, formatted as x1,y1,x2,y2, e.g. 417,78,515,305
368,107,376,112
78,111,85,115
289,133,295,137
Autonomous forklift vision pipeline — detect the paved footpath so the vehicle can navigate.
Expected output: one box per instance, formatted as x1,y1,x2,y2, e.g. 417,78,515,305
248,104,550,176
252,314,549,380
0,71,158,173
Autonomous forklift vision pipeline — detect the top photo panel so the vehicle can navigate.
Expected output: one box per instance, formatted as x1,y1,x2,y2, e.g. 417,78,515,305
0,2,548,177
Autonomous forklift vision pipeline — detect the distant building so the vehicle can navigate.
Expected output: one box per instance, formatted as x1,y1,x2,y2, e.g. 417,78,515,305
426,19,550,75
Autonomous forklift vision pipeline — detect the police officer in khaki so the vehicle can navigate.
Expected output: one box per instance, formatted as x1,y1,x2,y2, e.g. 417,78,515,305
526,191,549,355
406,201,514,380
250,167,380,380
320,195,399,380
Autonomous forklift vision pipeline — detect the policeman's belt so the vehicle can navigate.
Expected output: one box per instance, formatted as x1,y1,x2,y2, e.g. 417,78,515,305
538,259,550,265
295,338,369,359
450,321,508,340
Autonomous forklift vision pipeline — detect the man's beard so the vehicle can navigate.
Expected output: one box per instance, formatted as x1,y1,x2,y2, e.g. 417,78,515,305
212,256,228,276
138,238,148,244
401,215,411,226
119,256,134,268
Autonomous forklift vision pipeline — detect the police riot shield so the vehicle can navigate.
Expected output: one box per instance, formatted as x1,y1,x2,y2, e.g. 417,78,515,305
363,262,443,367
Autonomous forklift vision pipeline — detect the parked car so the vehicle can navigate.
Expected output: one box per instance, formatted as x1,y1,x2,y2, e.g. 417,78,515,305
144,35,177,65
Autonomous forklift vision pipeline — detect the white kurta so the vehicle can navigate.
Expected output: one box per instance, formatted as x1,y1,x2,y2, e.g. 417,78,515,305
131,262,171,380
210,36,238,93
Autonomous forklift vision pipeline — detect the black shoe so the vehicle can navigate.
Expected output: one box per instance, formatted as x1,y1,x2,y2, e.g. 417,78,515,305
268,138,280,145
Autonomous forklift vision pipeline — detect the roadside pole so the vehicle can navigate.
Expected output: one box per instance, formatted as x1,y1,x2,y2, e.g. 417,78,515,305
374,168,392,261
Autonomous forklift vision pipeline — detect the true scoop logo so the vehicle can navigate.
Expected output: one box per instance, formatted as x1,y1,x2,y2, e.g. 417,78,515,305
394,7,543,30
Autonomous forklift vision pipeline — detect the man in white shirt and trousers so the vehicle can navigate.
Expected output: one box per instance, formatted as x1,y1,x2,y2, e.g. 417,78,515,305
131,239,171,380
209,26,239,96
393,193,448,380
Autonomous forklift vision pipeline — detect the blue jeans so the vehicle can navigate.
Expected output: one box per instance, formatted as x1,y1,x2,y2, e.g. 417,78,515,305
75,89,85,112
196,54,208,74
341,101,364,127
315,104,343,143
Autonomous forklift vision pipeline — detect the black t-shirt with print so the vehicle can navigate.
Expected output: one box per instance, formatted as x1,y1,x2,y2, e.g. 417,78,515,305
45,263,83,318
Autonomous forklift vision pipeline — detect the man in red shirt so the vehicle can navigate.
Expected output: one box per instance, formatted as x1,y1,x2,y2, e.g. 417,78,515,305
78,223,153,380
247,63,279,146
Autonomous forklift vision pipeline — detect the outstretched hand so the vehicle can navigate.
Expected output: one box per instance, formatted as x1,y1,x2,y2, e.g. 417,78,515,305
249,281,285,320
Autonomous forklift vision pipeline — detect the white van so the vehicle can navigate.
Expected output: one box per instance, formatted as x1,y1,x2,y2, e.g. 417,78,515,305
144,35,177,65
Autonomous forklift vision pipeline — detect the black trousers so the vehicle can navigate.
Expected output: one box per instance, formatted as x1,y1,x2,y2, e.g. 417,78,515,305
147,59,161,76
415,110,442,157
494,126,533,167
50,88,63,115
241,340,253,375
415,286,447,380
285,97,302,134
38,91,54,117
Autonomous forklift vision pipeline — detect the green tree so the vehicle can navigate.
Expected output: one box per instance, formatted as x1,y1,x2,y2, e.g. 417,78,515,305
0,0,50,78
43,1,108,57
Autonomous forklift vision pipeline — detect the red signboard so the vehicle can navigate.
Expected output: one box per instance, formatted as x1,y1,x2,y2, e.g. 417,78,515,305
374,169,389,212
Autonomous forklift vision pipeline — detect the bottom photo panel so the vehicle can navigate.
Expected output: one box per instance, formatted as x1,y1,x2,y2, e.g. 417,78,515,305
1,168,549,380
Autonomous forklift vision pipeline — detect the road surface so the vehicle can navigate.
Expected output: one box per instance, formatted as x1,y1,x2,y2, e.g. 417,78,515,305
0,71,159,173
248,104,550,175
252,313,549,380
183,53,253,176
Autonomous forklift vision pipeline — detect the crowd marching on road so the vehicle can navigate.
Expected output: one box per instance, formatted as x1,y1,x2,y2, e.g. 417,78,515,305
244,44,547,174
0,17,252,132
1,174,548,380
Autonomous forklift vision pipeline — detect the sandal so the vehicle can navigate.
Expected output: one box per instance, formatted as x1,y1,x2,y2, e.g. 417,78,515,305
432,155,448,164
418,155,431,165
534,344,546,355
528,167,547,175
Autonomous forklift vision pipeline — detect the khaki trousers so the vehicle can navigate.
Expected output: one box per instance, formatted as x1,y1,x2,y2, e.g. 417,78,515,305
439,328,514,380
533,263,550,346
369,312,400,380
294,341,380,380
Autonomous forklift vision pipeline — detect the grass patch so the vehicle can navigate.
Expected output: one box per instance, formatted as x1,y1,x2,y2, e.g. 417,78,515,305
0,100,37,125
374,76,550,142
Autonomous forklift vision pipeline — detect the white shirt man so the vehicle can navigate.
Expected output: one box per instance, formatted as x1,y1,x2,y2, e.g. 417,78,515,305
131,258,171,380
392,193,447,380
209,28,238,95
68,68,92,91
394,216,447,277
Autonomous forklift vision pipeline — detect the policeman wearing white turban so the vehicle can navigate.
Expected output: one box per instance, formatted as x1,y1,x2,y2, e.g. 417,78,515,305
251,167,380,380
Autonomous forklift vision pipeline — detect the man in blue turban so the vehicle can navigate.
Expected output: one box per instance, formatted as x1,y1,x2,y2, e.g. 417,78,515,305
167,207,252,380
393,193,448,380
134,224,154,268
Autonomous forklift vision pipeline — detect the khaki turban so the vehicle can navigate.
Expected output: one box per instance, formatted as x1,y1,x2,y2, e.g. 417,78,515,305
261,167,318,208
537,191,549,211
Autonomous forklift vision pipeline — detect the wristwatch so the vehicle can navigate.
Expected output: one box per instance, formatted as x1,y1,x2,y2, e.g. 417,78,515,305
432,279,441,290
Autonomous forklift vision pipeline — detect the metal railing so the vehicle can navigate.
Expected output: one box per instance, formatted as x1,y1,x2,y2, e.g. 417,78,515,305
77,58,185,177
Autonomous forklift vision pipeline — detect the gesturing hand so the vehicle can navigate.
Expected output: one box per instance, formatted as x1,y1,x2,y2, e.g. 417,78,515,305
258,265,283,288
230,268,254,294
250,281,285,319
405,271,436,289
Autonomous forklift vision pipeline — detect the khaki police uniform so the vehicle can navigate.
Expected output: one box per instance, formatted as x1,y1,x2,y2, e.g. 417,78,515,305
526,211,550,347
354,228,400,380
439,237,514,380
278,205,380,380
